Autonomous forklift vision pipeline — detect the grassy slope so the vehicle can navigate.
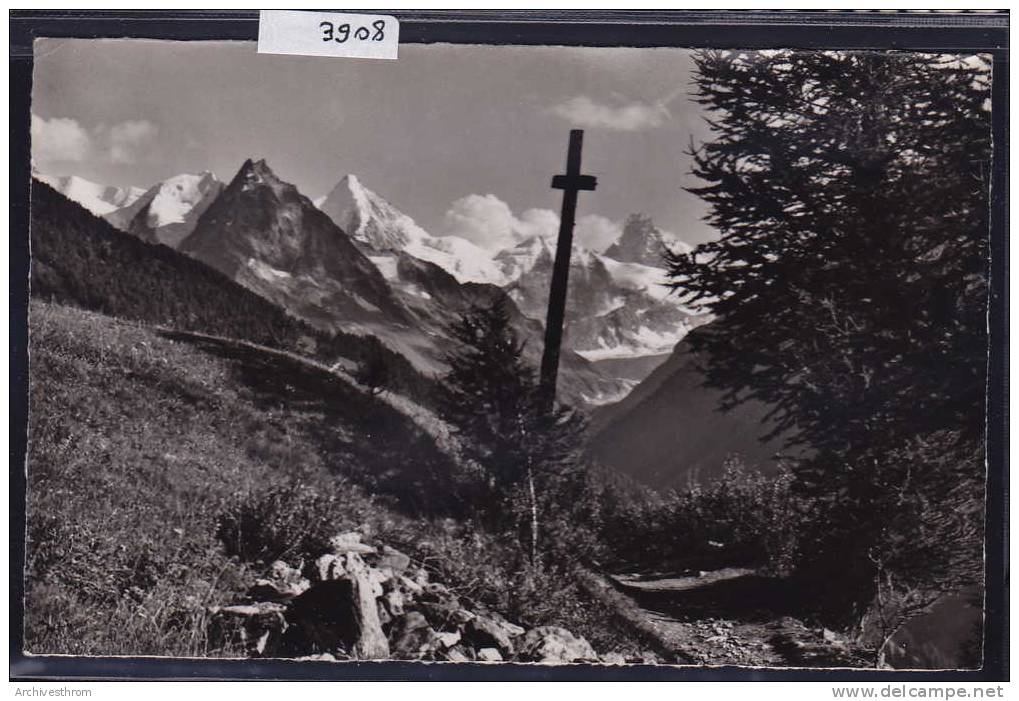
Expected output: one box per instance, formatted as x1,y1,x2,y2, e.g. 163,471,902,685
24,302,647,658
24,302,440,655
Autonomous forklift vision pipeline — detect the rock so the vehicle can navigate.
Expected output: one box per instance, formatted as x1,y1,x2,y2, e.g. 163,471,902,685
443,645,472,663
363,564,389,597
208,602,287,657
389,611,439,660
391,610,429,633
436,630,462,648
419,600,463,630
329,531,376,555
476,647,503,662
823,628,839,643
269,560,303,582
247,573,310,602
398,574,424,598
485,610,525,637
295,652,338,662
450,608,476,626
518,626,597,663
311,553,346,582
411,567,430,587
285,580,359,654
375,545,411,575
285,574,389,660
377,600,392,627
464,616,515,657
420,582,455,604
638,650,662,665
382,590,405,617
209,602,287,617
600,652,628,665
346,557,390,659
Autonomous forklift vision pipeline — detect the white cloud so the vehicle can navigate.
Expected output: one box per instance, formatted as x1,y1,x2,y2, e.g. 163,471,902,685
550,95,671,132
575,214,622,252
443,194,519,250
516,208,560,241
31,115,92,163
442,193,622,252
107,120,159,164
442,194,561,251
31,115,160,166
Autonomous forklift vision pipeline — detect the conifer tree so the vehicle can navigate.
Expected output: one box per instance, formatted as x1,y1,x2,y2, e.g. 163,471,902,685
668,50,991,625
439,297,585,563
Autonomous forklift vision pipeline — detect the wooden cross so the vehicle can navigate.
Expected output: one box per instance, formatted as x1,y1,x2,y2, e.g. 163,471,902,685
539,129,597,411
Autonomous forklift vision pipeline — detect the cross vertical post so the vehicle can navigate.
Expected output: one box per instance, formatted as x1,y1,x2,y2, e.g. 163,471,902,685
539,129,597,412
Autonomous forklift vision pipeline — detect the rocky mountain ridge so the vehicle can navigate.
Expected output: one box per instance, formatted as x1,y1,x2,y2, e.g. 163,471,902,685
37,162,701,403
106,171,223,247
175,160,624,405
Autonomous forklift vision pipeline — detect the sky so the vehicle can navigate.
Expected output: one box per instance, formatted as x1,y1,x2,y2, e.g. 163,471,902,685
31,39,719,249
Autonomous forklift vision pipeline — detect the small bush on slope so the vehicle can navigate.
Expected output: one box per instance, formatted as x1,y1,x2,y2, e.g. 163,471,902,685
601,458,803,575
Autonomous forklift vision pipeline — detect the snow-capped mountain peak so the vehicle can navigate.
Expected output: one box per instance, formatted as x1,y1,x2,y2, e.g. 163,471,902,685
494,234,604,284
604,212,692,267
34,172,145,217
317,174,508,286
143,171,220,228
319,173,429,251
105,171,223,248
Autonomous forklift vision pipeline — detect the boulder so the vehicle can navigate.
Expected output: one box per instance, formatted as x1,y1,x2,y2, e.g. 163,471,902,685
382,590,406,617
285,580,359,654
345,556,390,659
247,564,310,602
269,559,304,583
294,652,338,662
411,566,430,588
419,582,456,604
329,531,376,555
246,580,294,603
476,647,503,662
450,608,476,626
285,574,389,660
518,626,597,663
443,645,473,663
208,602,288,656
398,574,424,598
310,553,346,582
600,652,628,665
418,600,463,631
485,610,525,638
389,611,440,660
376,600,392,627
375,545,412,575
435,630,462,648
464,616,515,657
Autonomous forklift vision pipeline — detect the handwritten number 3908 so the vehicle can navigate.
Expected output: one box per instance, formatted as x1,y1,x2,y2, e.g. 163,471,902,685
320,20,385,43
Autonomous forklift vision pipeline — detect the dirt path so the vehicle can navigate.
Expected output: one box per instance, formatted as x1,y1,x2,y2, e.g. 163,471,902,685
607,569,869,668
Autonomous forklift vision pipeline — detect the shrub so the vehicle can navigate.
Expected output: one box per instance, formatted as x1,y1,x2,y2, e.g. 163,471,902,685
216,482,353,565
602,458,802,575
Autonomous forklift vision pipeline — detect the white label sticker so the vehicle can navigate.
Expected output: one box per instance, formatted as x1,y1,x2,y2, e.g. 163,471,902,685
258,10,399,60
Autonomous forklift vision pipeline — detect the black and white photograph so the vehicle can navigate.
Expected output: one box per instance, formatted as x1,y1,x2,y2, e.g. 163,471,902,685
18,22,998,675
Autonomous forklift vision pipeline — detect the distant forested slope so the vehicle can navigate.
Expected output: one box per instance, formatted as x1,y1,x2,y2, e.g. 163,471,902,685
29,179,436,402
